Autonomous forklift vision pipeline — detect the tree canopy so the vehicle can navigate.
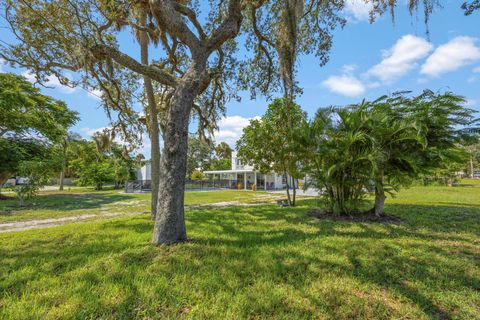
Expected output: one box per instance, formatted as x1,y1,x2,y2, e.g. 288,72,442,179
0,0,445,244
0,73,78,141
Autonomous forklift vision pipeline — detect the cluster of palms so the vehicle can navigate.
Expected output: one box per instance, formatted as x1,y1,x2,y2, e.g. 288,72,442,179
298,90,476,216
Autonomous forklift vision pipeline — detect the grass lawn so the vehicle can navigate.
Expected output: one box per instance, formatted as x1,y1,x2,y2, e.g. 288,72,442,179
0,182,479,319
0,189,283,223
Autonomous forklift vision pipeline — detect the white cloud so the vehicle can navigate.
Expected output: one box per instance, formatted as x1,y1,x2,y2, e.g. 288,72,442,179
421,36,480,77
0,58,5,72
214,115,260,147
465,99,477,107
344,0,373,22
474,66,480,73
468,76,478,83
322,73,366,97
80,127,108,138
22,71,77,94
87,88,103,101
367,35,433,82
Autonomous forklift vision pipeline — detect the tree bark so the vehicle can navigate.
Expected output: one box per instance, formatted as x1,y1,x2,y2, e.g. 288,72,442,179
59,139,67,191
284,172,292,206
59,170,65,191
291,176,296,206
139,10,161,220
470,156,474,178
374,171,385,217
152,73,200,245
374,185,385,217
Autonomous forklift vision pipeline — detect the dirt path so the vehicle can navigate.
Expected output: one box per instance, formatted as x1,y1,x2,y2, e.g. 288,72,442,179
0,201,274,233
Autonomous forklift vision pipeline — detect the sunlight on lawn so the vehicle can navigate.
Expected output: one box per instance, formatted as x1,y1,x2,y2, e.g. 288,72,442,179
0,183,479,319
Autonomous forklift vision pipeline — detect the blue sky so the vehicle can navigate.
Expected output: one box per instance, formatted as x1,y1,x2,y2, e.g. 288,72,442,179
1,1,479,157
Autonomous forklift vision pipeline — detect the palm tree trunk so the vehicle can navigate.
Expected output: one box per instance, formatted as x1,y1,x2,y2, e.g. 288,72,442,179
374,170,386,217
139,10,161,220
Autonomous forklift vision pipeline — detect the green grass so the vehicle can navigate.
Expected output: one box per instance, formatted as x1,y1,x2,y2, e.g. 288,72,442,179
0,189,281,223
0,183,479,319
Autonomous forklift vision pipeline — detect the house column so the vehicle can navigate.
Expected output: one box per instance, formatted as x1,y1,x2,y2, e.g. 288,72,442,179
264,174,267,190
254,171,257,189
244,173,247,190
273,173,277,190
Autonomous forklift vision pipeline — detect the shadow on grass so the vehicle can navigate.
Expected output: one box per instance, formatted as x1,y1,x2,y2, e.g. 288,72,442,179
0,192,137,214
0,201,479,318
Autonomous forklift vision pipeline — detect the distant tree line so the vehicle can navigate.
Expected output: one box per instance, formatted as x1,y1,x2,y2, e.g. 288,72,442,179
0,73,140,204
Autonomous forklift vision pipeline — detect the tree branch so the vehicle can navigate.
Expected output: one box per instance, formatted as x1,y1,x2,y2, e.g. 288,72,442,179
149,0,200,52
207,0,243,52
90,44,177,87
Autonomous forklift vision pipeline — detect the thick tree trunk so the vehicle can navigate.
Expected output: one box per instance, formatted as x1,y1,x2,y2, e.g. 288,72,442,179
139,11,161,220
152,79,198,245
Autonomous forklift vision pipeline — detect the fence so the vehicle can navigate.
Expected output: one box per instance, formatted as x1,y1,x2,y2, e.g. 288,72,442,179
125,179,239,193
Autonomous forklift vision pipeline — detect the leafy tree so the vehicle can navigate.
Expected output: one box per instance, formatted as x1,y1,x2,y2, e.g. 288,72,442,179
356,97,426,216
1,0,441,244
209,158,231,171
0,73,78,188
237,98,306,206
58,132,82,191
69,140,115,190
215,142,232,161
0,73,78,140
465,143,480,177
300,107,375,214
0,138,50,194
13,154,62,205
186,135,215,178
301,91,477,216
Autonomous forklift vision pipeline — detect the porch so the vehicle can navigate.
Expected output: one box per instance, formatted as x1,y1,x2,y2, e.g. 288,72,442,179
203,169,280,190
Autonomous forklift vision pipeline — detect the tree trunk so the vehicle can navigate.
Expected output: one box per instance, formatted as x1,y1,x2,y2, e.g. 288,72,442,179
470,156,474,179
139,11,161,220
59,170,65,191
374,185,386,217
59,140,67,191
152,78,199,245
291,176,296,206
284,172,292,206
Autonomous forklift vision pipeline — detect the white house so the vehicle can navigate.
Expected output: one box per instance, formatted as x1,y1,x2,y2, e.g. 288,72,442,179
204,151,288,190
134,152,296,191
136,161,151,181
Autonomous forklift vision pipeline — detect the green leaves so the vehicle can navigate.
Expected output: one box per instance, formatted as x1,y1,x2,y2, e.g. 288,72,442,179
302,90,478,215
0,73,79,142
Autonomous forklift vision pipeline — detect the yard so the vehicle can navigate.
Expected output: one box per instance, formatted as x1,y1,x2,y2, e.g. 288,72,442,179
0,182,479,319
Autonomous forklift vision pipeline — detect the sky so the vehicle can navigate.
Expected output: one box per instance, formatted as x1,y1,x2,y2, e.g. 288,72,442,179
1,0,479,158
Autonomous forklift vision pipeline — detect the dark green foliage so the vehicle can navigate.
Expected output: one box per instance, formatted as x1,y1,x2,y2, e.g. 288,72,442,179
302,90,478,215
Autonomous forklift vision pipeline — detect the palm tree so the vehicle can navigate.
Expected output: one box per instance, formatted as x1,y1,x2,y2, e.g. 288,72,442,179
58,132,82,191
